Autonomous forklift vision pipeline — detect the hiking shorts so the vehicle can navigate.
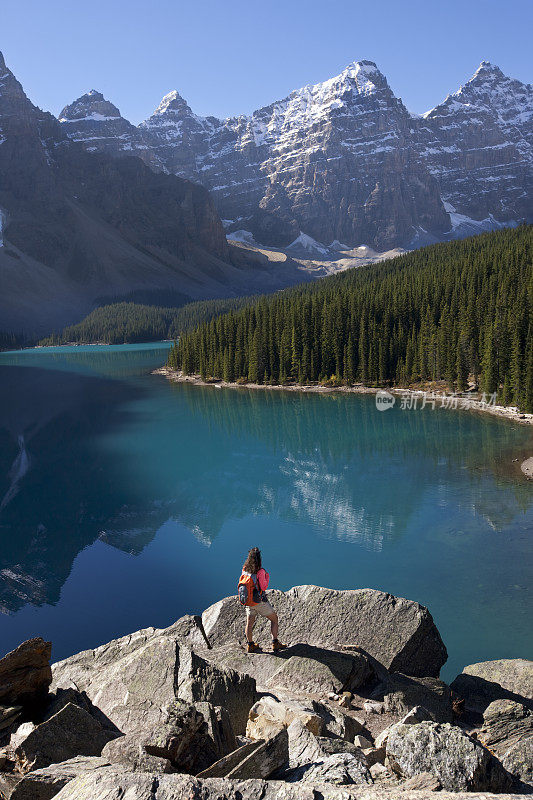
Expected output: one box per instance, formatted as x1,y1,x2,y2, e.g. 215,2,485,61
246,600,275,619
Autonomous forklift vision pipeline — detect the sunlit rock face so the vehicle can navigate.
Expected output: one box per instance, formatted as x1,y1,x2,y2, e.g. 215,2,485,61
415,62,533,225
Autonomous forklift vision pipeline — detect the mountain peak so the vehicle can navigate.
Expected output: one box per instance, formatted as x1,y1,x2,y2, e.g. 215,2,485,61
59,91,122,122
152,89,192,117
470,61,506,82
0,51,6,71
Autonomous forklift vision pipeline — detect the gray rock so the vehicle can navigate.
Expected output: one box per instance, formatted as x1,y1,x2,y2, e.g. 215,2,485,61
295,752,373,786
246,696,324,739
0,705,22,733
14,702,115,773
101,734,173,774
501,735,533,787
353,735,373,749
283,718,371,785
9,756,110,800
193,702,237,757
402,771,442,791
386,720,513,792
399,705,434,725
51,767,533,800
316,736,363,758
312,700,363,741
202,586,447,677
177,646,256,735
265,646,373,696
369,761,389,779
286,719,325,768
373,672,453,722
225,728,289,779
480,699,533,753
477,699,533,786
362,746,386,767
451,659,533,713
51,630,182,734
0,638,52,705
197,741,263,778
0,772,22,798
143,699,218,774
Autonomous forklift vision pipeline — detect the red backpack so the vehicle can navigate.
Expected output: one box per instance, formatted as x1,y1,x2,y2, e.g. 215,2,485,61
237,570,261,606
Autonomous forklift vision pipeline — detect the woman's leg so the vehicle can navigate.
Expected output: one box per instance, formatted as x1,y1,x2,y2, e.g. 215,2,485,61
267,612,279,640
245,613,256,642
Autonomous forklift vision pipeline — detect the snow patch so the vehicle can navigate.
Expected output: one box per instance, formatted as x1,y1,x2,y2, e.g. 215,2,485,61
329,239,351,251
287,232,330,256
226,229,257,244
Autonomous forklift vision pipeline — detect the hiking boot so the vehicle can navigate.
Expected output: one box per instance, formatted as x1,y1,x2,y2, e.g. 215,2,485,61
246,641,261,653
272,639,287,652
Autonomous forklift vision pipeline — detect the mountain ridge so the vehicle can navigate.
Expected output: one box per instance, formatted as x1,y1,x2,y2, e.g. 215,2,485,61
0,52,311,336
59,58,533,250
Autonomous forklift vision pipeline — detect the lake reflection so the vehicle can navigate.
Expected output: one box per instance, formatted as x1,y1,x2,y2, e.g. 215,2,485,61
0,344,531,680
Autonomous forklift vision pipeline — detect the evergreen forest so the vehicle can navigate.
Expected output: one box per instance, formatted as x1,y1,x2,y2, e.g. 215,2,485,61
167,227,533,411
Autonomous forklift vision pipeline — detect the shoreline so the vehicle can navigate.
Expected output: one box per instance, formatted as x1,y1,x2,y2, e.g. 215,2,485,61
153,366,533,426
154,367,533,480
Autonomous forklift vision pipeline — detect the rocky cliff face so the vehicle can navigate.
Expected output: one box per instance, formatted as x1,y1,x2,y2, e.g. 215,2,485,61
415,62,533,229
60,61,532,250
1,52,301,336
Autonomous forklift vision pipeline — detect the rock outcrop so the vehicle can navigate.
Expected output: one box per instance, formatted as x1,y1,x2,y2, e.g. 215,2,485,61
451,658,533,714
1,588,532,799
202,586,447,677
386,721,513,792
0,639,52,705
50,769,532,800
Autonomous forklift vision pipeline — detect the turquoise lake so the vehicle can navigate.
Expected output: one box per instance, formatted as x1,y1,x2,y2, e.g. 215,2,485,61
0,342,531,681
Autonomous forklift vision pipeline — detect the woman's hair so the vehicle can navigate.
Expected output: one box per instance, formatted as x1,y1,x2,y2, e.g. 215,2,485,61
243,547,262,574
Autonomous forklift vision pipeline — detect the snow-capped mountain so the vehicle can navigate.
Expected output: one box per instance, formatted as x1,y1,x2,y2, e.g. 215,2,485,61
59,60,533,250
58,90,162,170
416,62,533,224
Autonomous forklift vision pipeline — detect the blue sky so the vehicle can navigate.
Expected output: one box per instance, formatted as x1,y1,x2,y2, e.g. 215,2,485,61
2,0,532,124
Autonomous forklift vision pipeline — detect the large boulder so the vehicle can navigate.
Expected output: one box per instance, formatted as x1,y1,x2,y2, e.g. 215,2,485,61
264,646,373,696
478,699,533,786
246,696,323,739
0,705,22,735
386,720,513,792
101,734,173,774
51,631,180,734
0,639,52,705
143,699,219,775
284,718,371,785
372,673,453,722
451,659,533,713
52,629,255,737
223,728,289,779
9,756,110,800
176,646,256,734
193,702,237,758
51,768,533,799
202,586,447,677
13,702,115,773
197,741,264,778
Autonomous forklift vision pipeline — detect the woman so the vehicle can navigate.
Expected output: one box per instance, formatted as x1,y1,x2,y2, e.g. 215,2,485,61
240,547,286,653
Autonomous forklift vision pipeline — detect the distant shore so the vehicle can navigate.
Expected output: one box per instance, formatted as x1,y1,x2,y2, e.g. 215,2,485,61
155,367,533,481
154,367,533,426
